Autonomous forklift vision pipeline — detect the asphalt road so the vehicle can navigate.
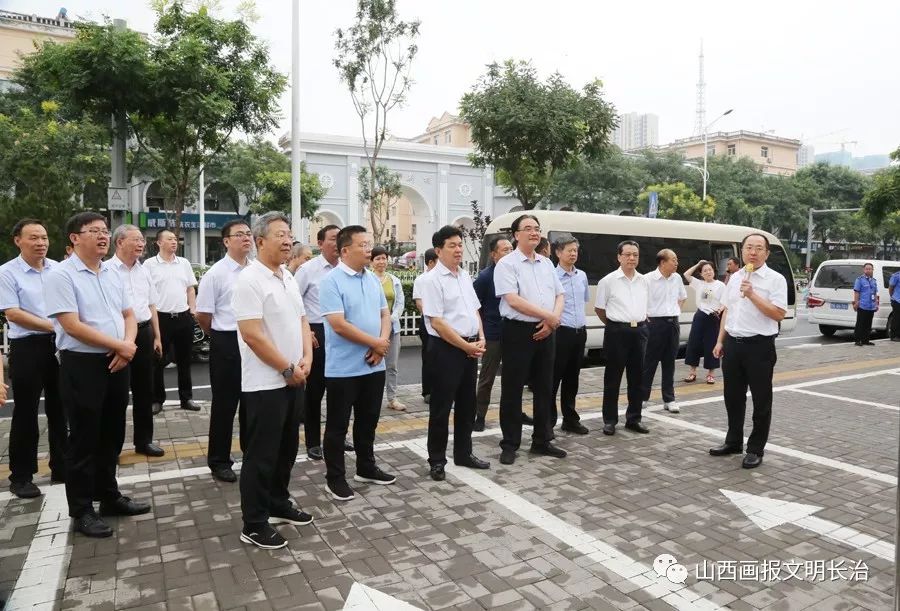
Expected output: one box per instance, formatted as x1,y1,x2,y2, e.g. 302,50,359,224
0,309,880,416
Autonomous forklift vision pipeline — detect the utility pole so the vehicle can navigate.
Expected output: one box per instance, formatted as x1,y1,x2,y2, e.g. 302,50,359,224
290,0,302,239
107,19,129,232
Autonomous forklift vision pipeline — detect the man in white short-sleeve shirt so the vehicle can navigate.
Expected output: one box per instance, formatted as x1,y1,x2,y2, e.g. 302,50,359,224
232,212,313,550
594,239,650,435
710,233,788,469
144,228,199,411
412,249,438,403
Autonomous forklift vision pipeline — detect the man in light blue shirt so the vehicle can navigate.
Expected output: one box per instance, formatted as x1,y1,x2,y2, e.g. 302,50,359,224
852,262,879,346
889,268,900,341
0,218,68,498
43,211,150,538
551,234,591,436
319,225,395,502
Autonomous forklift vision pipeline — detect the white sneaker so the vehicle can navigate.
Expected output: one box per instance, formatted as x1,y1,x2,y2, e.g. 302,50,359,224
642,401,649,410
664,402,680,413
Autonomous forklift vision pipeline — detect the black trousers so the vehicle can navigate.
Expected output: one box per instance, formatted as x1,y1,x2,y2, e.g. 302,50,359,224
8,334,67,484
685,310,721,370
641,317,680,403
418,318,432,397
552,326,586,427
128,323,156,448
722,334,777,455
427,337,476,466
475,339,502,418
324,371,384,483
303,323,327,450
602,323,649,424
498,319,554,452
207,330,245,469
240,386,303,526
154,310,193,403
854,308,875,342
59,351,129,518
892,301,900,338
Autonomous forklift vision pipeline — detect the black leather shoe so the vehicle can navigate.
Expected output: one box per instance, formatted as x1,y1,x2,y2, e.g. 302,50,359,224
429,464,445,481
624,422,650,434
344,440,355,452
99,496,151,517
211,467,237,483
455,455,490,469
529,443,567,458
473,416,485,432
602,423,616,436
561,422,589,435
151,402,163,415
863,341,875,346
521,412,534,425
136,443,165,457
742,453,763,469
709,444,743,456
10,481,42,499
50,472,66,485
181,400,201,411
75,513,113,538
307,446,323,461
854,341,863,346
499,450,516,465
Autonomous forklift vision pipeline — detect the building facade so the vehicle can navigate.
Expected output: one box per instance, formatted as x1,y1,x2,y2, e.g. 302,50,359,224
661,130,802,176
408,111,473,148
610,112,659,151
0,9,76,91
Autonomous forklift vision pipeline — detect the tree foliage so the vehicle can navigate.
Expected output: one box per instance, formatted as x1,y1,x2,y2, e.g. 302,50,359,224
252,168,325,218
460,59,617,210
457,200,492,262
862,146,900,224
637,182,716,222
358,165,402,242
17,1,286,237
334,0,419,244
0,97,109,261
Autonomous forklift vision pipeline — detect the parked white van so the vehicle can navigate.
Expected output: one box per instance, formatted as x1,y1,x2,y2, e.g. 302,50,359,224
480,211,798,354
806,258,900,338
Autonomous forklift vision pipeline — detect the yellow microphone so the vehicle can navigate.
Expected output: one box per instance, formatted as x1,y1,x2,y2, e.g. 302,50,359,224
741,264,754,298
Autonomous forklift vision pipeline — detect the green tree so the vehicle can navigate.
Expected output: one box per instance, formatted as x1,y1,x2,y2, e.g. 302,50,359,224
862,146,900,225
637,182,716,221
548,150,649,213
358,165,402,241
334,0,419,244
793,162,870,246
0,98,109,261
17,1,286,238
207,138,323,215
460,59,617,210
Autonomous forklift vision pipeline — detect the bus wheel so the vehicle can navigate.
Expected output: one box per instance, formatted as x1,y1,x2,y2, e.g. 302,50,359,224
819,325,837,337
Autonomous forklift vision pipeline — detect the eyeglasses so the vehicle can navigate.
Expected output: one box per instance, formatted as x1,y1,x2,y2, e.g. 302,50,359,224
742,245,767,253
78,228,110,237
227,231,252,238
516,225,541,233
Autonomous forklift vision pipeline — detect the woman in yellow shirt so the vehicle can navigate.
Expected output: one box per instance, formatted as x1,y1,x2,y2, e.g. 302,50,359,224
371,246,406,411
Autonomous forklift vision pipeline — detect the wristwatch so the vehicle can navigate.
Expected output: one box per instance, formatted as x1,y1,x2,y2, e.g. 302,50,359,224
281,363,295,379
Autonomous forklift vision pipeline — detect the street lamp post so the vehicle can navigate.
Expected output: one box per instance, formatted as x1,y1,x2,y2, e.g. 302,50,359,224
702,108,733,201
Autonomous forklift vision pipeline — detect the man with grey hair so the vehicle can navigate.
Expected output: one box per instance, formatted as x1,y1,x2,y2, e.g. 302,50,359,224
233,211,314,549
287,243,313,274
109,224,165,457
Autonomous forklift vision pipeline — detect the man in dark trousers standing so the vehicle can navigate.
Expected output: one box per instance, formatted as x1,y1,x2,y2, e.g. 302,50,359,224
196,219,252,482
145,228,200,412
852,262,879,346
711,233,787,469
641,249,686,414
494,214,566,465
413,249,438,403
44,211,151,538
594,240,649,436
233,212,314,549
473,236,512,431
319,226,396,501
420,225,491,480
551,234,590,435
109,224,165,458
0,219,68,498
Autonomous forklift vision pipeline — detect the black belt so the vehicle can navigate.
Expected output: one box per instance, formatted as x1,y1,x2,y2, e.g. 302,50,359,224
648,316,678,322
463,335,480,342
160,310,191,318
605,320,647,328
210,329,237,335
10,333,55,343
560,325,586,333
502,318,539,327
137,320,152,329
726,334,776,344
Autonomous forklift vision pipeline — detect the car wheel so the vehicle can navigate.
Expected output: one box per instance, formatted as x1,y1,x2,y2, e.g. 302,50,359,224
819,324,837,337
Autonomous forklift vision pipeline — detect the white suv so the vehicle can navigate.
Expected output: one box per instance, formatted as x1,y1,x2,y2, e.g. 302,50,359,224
807,258,899,338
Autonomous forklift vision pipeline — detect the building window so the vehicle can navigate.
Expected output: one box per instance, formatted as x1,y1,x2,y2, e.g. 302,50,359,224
390,225,396,239
444,130,451,144
727,144,736,156
433,136,438,145
707,145,716,156
411,223,417,238
761,146,769,158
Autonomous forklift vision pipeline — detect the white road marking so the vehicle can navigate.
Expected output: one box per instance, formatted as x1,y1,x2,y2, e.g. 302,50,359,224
775,333,821,342
721,489,895,561
343,582,422,610
404,440,722,610
785,388,899,412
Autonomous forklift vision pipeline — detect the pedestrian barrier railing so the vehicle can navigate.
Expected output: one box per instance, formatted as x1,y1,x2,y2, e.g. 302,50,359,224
399,311,421,336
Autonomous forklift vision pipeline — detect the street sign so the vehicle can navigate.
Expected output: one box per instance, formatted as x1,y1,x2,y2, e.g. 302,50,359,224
107,187,129,211
648,191,659,218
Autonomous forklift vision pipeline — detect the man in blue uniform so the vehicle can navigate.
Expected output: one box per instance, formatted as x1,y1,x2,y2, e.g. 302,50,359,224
852,262,879,346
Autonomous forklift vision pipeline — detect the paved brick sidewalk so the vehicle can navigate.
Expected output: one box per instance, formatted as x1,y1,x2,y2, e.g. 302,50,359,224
1,340,898,610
